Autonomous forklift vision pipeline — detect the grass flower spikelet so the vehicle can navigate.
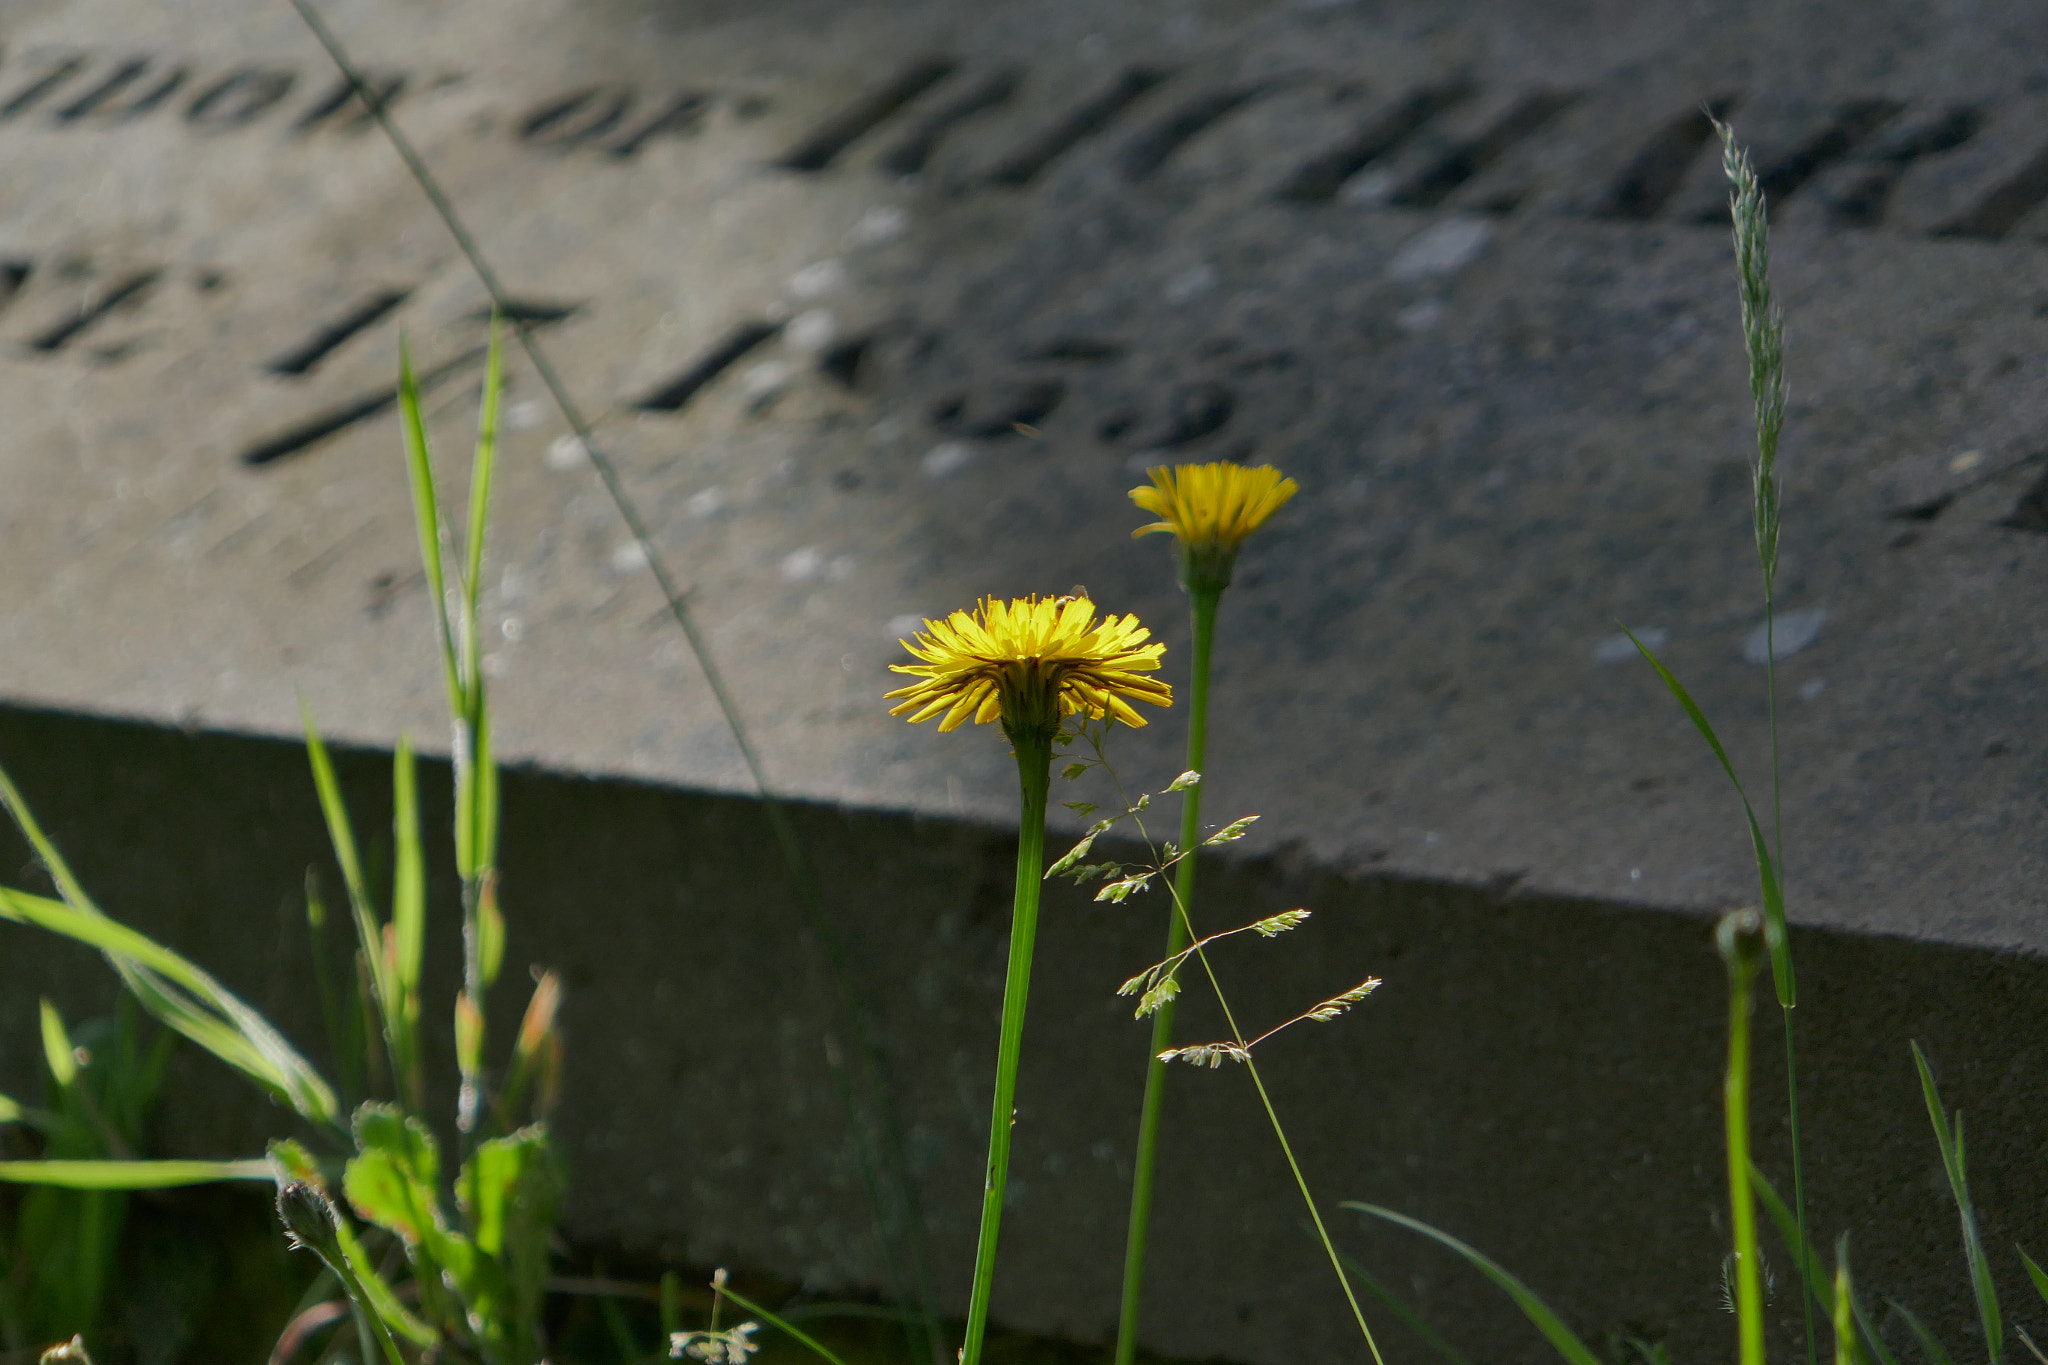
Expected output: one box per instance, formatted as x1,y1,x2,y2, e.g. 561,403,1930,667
886,594,1171,739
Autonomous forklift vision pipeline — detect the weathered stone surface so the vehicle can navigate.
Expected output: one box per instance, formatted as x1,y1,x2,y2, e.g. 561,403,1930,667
4,0,2048,951
5,0,2048,1359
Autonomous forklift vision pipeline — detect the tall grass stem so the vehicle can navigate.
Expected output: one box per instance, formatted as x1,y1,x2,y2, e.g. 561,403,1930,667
1720,910,1767,1365
960,732,1053,1365
1114,583,1220,1365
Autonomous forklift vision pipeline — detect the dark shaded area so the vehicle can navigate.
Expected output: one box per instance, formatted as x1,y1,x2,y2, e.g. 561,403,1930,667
1941,139,2048,240
1391,88,1580,209
0,704,2041,1365
879,67,1021,178
1273,83,1472,203
986,68,1170,188
634,321,782,412
778,58,958,173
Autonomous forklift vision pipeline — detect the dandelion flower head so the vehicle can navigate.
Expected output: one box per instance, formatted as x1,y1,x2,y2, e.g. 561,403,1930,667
1130,461,1298,589
1131,461,1298,550
886,594,1172,741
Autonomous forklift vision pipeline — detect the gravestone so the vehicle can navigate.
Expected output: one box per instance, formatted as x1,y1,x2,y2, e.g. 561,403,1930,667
3,0,2048,1359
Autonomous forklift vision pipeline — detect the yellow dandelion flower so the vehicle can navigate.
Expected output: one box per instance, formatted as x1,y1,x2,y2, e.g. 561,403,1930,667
1130,460,1299,552
885,594,1172,739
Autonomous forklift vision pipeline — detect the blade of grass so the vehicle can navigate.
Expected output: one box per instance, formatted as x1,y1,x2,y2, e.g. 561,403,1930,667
1893,1302,1956,1365
715,1284,852,1365
300,700,401,1096
0,1158,272,1187
1836,1236,1859,1365
1754,1166,1899,1365
396,346,462,720
1343,1203,1605,1365
389,734,426,1111
0,886,339,1127
1623,630,1791,1007
2019,1249,2048,1309
1912,1043,2002,1365
1333,1243,1476,1365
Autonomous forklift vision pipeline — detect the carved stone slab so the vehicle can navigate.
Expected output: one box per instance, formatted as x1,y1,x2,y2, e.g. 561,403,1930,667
3,0,2047,960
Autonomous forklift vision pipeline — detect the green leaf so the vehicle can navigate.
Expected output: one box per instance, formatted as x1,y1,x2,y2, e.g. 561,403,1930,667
1061,763,1090,781
2019,1247,2048,1311
458,1125,557,1260
398,342,464,722
1912,1042,2002,1365
0,887,340,1128
332,1212,441,1350
0,1158,271,1188
463,317,502,634
390,735,426,1007
1061,800,1099,817
1344,1202,1605,1365
39,998,78,1089
477,873,506,992
299,699,379,965
0,1091,21,1123
1166,770,1201,792
717,1283,854,1365
0,758,342,1128
344,1102,444,1247
267,1138,327,1190
1624,630,1794,1007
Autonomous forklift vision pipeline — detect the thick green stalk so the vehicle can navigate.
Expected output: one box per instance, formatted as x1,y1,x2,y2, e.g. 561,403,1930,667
1721,912,1766,1365
1114,584,1220,1365
961,732,1053,1365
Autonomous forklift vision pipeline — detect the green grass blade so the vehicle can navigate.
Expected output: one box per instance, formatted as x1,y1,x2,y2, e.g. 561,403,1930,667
0,758,102,916
391,736,425,1005
398,342,463,718
475,695,499,888
1624,629,1794,1007
1343,1203,1604,1365
299,699,397,1069
2019,1248,2048,1310
717,1284,853,1365
0,1158,271,1188
0,887,339,1127
39,998,78,1089
1755,1165,1899,1365
1334,1244,1476,1365
1912,1043,2002,1365
390,735,426,1108
1837,1235,1860,1365
463,317,501,651
1894,1301,1957,1365
299,699,372,926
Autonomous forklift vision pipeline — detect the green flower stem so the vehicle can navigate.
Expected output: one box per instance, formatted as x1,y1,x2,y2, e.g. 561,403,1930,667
1114,583,1220,1365
960,730,1054,1365
1721,912,1767,1365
